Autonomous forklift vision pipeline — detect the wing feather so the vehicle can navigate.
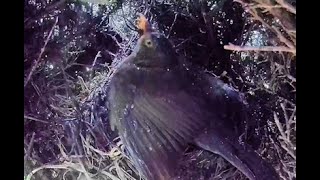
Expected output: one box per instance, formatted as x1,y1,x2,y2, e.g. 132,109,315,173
109,82,207,179
108,65,248,180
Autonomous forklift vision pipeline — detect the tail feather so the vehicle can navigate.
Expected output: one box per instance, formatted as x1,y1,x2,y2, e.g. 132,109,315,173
194,130,279,180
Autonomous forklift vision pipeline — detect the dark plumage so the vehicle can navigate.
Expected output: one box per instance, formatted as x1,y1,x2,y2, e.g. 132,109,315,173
107,15,279,180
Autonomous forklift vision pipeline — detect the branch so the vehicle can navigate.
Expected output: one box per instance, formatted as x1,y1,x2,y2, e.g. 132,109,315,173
275,0,296,14
24,16,59,88
224,43,296,54
24,115,49,124
167,13,178,38
24,132,36,162
91,51,101,69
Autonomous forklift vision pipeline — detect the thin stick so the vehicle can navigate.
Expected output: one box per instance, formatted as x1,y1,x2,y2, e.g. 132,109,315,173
78,159,93,180
224,43,295,53
275,0,296,14
167,13,178,38
24,115,49,124
24,16,59,88
24,132,36,162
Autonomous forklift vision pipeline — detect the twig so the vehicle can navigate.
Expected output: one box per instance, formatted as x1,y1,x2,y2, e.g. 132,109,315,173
24,115,49,124
274,112,296,160
224,43,295,53
252,4,282,10
78,159,93,180
24,132,36,162
272,26,295,49
24,16,59,88
173,35,200,49
275,0,296,14
106,49,117,57
280,103,290,135
100,169,121,180
92,51,101,69
273,113,286,139
286,74,296,82
167,13,178,38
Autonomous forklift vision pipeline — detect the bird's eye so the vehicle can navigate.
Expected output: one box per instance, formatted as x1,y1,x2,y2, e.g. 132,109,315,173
145,39,153,47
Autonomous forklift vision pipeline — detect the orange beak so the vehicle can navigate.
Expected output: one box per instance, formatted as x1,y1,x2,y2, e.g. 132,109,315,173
136,14,151,35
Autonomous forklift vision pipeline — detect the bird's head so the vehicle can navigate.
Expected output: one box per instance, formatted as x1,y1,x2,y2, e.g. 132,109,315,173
132,14,179,69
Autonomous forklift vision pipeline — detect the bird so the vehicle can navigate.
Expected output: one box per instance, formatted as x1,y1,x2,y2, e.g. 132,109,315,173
107,14,279,180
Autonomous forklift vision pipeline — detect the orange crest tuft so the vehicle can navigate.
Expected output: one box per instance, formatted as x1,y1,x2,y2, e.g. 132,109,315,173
136,14,150,35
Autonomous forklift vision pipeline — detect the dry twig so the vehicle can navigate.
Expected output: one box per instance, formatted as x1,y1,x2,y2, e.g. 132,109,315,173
24,132,36,162
224,43,295,53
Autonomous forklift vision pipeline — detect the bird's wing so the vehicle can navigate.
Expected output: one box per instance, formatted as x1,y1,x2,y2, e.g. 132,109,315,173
201,72,249,134
108,78,209,180
107,64,249,180
205,73,247,107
